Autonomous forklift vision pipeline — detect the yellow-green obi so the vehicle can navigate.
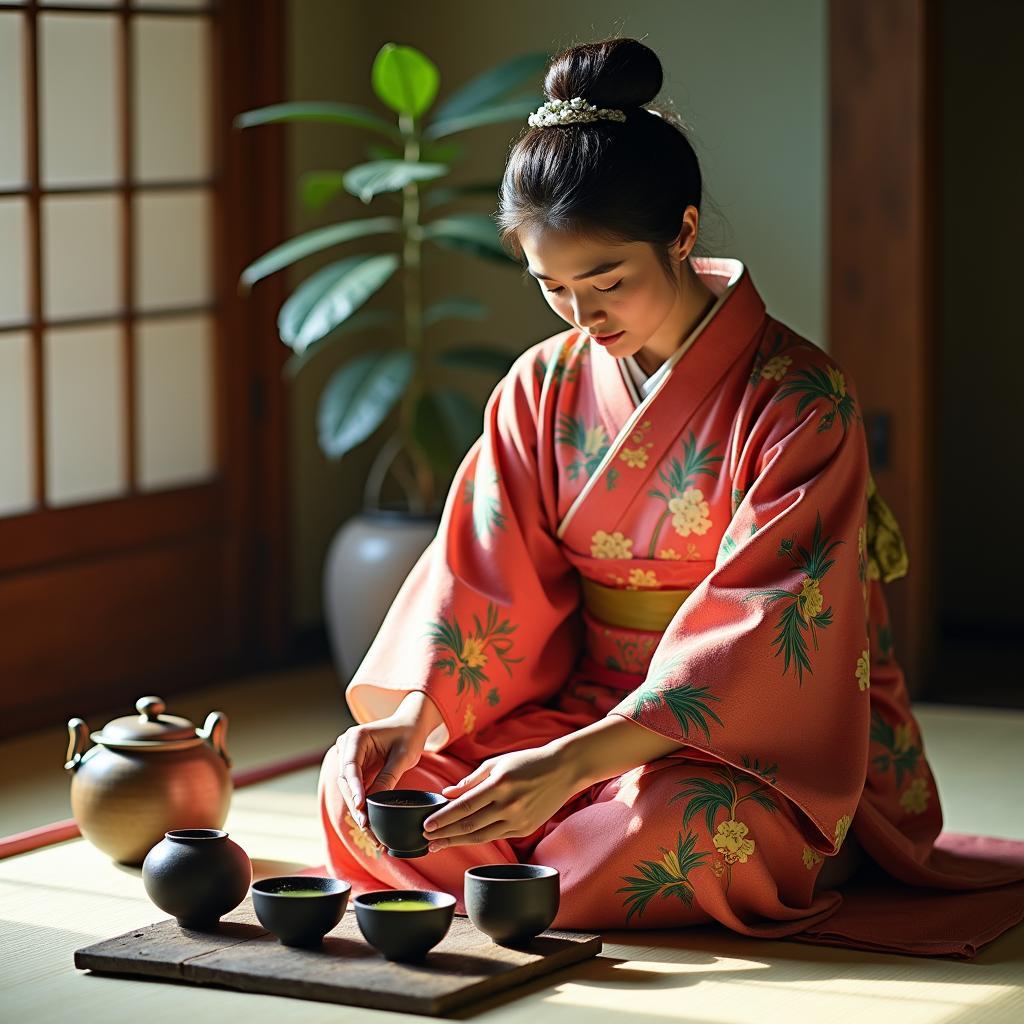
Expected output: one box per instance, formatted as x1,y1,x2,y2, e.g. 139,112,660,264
581,576,692,633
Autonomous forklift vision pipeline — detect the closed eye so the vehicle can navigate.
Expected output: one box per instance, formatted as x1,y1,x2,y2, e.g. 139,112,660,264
545,281,622,295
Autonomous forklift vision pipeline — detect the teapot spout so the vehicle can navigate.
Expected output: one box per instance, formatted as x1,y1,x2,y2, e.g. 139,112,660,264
65,718,91,772
200,711,232,769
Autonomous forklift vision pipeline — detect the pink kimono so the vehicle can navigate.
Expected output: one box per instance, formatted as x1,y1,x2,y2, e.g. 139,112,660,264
317,258,1024,952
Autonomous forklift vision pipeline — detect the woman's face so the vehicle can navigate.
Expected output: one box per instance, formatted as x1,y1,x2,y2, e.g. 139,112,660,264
517,224,689,361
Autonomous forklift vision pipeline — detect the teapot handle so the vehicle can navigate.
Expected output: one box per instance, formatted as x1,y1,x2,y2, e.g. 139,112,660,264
65,718,91,772
200,711,232,769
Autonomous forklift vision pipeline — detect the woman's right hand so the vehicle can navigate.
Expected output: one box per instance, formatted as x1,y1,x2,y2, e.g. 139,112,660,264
334,691,443,830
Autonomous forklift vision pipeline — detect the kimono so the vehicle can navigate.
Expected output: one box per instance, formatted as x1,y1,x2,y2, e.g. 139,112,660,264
317,257,1024,943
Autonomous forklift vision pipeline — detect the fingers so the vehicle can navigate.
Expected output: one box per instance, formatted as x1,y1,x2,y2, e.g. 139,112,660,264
424,793,504,840
428,820,513,852
335,730,368,829
439,762,493,801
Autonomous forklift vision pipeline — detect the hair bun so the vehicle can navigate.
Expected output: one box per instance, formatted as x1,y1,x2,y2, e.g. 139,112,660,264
544,37,663,112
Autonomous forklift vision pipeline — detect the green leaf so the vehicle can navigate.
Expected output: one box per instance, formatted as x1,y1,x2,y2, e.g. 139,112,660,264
438,346,517,377
299,171,346,211
317,350,414,459
423,180,502,211
239,216,401,290
412,388,482,475
371,44,440,118
422,213,513,263
278,253,400,351
282,308,400,380
424,93,546,140
233,101,401,140
342,160,450,204
420,140,463,164
423,296,489,328
430,51,549,123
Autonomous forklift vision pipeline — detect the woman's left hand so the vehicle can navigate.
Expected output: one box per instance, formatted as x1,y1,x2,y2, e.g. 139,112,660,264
421,743,581,851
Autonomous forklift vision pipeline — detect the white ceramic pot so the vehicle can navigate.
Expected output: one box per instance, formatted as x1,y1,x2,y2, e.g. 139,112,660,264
322,510,439,681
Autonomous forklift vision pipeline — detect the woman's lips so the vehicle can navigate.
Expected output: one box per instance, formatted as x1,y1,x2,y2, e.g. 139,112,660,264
589,330,625,346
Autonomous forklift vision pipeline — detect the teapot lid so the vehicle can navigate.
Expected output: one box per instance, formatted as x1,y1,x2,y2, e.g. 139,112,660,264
98,696,197,743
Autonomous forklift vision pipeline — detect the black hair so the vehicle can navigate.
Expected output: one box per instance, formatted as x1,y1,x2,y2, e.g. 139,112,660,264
495,37,711,288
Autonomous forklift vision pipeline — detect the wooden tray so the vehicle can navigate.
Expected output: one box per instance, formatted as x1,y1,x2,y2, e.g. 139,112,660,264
74,896,602,1016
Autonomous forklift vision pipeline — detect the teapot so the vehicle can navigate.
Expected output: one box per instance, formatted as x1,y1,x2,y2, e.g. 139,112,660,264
65,695,233,866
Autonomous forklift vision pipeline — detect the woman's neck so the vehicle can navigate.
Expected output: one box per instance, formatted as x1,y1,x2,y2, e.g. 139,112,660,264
634,271,718,377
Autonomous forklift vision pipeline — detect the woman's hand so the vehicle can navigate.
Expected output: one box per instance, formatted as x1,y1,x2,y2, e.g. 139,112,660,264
334,692,442,830
421,743,582,851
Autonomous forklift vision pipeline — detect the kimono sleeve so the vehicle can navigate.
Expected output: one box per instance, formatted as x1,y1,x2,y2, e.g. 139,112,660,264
344,348,582,753
607,353,872,855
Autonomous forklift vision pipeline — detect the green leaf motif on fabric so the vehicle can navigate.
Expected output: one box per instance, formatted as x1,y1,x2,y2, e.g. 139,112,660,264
463,467,507,540
773,363,860,434
629,657,724,743
744,512,843,685
616,830,709,924
556,414,610,481
877,622,894,662
869,709,921,788
646,431,724,558
426,602,523,702
668,761,780,893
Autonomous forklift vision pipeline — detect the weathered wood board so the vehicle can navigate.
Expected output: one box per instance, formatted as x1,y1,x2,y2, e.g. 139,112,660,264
74,897,602,1016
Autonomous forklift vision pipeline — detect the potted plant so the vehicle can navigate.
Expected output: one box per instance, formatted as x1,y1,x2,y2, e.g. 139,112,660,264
236,43,547,678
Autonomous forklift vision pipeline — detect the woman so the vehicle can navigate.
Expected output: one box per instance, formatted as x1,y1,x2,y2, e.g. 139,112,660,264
316,38,1017,941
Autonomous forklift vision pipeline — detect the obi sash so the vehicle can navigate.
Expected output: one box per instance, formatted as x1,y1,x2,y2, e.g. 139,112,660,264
581,576,692,632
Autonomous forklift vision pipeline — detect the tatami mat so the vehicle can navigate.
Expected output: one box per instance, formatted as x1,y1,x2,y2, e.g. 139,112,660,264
1,695,1023,1022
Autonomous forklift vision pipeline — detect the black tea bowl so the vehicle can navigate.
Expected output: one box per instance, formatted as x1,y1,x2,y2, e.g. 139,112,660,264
354,889,456,962
251,875,351,946
465,864,560,945
365,789,448,858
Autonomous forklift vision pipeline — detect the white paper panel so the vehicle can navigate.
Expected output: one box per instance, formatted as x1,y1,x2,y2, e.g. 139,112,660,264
45,324,126,506
40,14,120,187
43,194,122,319
133,16,211,182
0,14,25,189
136,314,215,490
0,199,29,327
0,332,35,518
134,189,212,310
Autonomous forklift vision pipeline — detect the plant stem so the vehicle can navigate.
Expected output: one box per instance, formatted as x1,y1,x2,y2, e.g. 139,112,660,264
396,111,436,512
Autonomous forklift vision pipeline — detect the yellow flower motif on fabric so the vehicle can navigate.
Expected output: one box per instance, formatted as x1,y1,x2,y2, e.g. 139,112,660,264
892,723,912,754
712,819,755,865
460,636,487,670
620,447,649,469
657,548,682,560
858,525,866,558
591,530,634,559
686,543,701,560
900,778,930,814
345,811,381,859
826,365,847,398
761,354,793,381
668,487,712,537
583,425,608,457
798,576,824,621
856,649,871,691
835,814,852,850
710,856,726,878
463,703,476,733
802,845,823,870
626,568,659,589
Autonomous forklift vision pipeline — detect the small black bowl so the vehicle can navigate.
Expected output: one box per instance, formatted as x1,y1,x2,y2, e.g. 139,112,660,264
465,864,560,945
366,789,448,858
251,875,351,947
354,889,456,961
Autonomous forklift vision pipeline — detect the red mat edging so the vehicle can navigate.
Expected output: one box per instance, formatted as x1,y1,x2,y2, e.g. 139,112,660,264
0,747,329,861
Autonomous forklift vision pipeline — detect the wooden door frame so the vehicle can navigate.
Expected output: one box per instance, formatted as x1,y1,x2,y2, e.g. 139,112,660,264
829,0,938,695
0,0,289,737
